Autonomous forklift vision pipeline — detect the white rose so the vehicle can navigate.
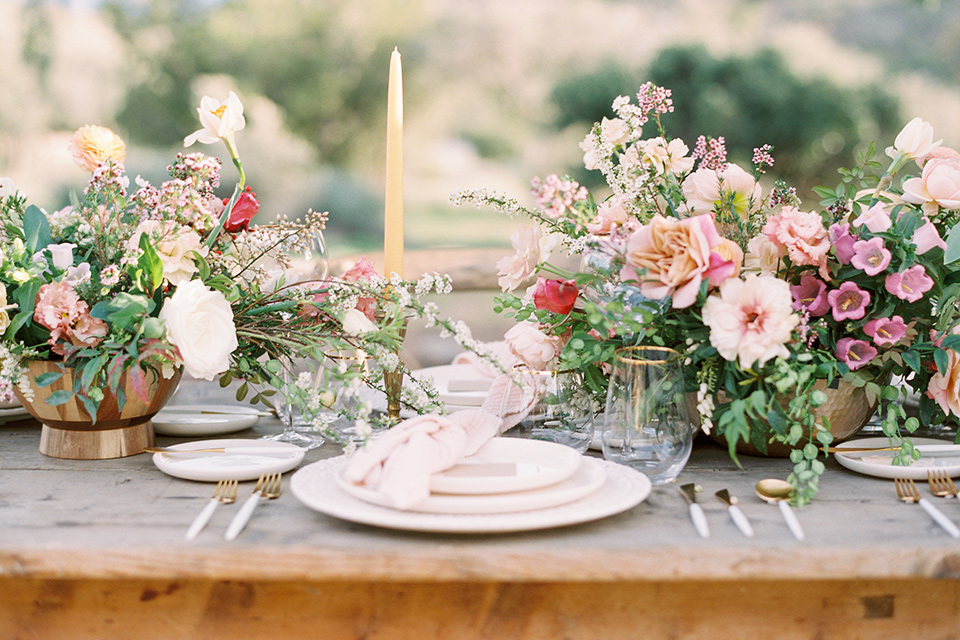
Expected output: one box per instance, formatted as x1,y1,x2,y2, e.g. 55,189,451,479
159,280,237,380
342,308,377,336
743,234,784,275
129,220,208,286
0,177,16,198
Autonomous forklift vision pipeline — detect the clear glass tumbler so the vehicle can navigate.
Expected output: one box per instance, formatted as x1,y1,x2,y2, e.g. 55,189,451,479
499,368,595,454
601,346,694,484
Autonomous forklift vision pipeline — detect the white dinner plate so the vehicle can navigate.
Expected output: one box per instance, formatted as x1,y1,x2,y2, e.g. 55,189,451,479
409,364,492,409
428,437,582,495
152,404,262,436
152,438,305,482
292,455,650,533
0,406,31,424
834,436,960,479
337,456,602,515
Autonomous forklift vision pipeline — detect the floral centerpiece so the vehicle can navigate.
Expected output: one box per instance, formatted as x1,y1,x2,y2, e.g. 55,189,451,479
0,91,489,456
455,82,960,503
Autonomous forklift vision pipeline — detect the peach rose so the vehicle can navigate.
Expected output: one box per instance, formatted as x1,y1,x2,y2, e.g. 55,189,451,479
928,336,960,418
714,238,744,278
902,157,960,217
622,214,732,309
68,125,126,172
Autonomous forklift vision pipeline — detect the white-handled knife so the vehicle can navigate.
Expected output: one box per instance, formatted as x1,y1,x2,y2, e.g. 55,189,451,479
679,483,710,538
918,498,960,538
716,489,754,538
778,499,806,541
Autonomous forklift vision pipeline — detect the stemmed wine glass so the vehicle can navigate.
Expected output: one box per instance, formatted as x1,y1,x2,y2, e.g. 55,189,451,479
262,230,330,449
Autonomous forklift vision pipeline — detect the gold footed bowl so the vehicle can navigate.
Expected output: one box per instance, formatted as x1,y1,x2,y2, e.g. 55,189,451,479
14,360,182,460
708,379,878,458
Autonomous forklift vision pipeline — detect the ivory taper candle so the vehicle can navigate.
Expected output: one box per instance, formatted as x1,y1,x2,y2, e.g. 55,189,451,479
384,47,404,278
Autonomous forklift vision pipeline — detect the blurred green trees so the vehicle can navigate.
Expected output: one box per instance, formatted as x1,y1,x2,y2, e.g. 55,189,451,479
552,46,901,198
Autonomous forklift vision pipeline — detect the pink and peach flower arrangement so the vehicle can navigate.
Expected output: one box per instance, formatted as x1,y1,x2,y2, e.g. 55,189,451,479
455,83,960,502
0,93,478,435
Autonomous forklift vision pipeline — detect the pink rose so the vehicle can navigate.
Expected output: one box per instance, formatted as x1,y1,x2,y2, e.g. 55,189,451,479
223,188,260,232
532,277,579,315
763,206,830,279
34,281,107,355
888,117,941,161
902,157,960,216
587,195,631,235
504,322,563,371
622,214,732,309
342,257,378,282
496,225,541,292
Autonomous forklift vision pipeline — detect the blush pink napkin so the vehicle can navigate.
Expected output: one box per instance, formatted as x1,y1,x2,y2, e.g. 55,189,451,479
342,409,502,509
452,341,519,378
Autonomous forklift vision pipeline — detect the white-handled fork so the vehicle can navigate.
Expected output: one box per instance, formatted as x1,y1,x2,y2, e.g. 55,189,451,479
186,479,238,540
224,473,282,541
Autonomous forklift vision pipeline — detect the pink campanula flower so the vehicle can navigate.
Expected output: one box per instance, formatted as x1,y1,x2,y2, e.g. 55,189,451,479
790,275,830,317
912,217,947,254
532,277,579,315
885,265,934,303
836,338,878,371
763,206,830,279
850,237,892,276
827,282,871,321
829,222,857,265
852,202,892,233
701,274,799,369
863,316,908,347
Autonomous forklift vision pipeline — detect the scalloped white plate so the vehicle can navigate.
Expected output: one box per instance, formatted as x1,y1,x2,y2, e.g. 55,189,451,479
291,456,650,533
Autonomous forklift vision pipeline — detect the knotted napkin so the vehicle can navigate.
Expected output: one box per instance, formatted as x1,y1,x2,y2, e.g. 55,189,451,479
342,408,502,509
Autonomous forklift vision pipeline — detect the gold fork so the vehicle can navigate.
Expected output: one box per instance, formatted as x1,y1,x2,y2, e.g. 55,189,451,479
224,473,282,540
185,479,238,540
927,469,959,499
894,477,960,538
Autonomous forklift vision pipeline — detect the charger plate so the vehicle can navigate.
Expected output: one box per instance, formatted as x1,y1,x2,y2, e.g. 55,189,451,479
291,456,650,534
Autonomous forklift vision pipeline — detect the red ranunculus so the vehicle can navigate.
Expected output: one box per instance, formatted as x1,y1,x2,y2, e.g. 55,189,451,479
532,277,579,315
223,187,260,232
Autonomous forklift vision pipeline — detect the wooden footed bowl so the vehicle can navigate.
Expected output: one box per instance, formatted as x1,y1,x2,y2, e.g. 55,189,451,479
15,360,182,459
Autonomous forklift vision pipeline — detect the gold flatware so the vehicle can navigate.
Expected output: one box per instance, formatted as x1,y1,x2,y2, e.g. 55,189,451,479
144,446,295,456
715,489,754,537
755,479,805,541
894,477,960,538
679,483,710,538
224,473,283,541
927,469,959,499
186,479,238,540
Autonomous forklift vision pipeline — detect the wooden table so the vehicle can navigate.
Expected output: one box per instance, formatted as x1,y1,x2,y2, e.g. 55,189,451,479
2,382,959,640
